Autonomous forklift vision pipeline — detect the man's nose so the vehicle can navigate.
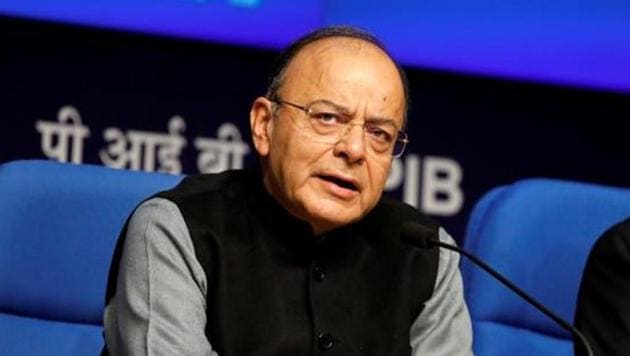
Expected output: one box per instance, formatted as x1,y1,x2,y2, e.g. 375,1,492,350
333,124,367,164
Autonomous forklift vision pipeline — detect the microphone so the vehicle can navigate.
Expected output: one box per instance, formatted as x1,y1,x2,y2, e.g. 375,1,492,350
400,222,594,356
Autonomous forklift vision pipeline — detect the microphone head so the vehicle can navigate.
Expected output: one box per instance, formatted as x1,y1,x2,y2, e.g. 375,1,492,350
400,222,437,250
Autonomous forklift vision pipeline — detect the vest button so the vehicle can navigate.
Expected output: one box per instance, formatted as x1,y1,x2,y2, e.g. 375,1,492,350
317,332,334,350
313,264,326,282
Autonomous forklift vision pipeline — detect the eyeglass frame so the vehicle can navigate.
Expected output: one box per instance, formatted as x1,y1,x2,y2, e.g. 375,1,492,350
268,97,409,158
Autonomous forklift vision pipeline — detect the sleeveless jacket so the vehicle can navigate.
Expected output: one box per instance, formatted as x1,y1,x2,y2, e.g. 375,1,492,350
104,169,440,355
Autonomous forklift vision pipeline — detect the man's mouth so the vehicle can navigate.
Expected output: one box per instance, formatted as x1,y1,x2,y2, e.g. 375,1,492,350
318,174,359,192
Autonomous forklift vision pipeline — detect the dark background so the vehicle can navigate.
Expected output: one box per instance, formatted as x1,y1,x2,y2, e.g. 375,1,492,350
2,16,630,241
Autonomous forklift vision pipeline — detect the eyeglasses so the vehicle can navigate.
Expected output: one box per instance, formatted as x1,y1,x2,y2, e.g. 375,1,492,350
269,98,409,157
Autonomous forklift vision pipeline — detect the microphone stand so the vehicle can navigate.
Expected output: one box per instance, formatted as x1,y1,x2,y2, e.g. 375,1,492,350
433,239,594,356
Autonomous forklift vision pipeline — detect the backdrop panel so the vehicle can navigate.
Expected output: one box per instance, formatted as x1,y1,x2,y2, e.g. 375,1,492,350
2,16,629,241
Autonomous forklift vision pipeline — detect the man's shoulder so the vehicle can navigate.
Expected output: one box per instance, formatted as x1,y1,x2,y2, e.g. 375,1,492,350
369,194,440,231
157,169,254,203
608,217,630,240
591,217,630,261
357,195,441,252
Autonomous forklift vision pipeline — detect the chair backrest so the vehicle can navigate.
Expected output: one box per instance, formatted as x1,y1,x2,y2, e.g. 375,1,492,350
462,178,630,356
0,160,182,355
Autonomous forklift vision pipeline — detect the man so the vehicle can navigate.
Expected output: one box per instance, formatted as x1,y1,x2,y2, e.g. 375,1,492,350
574,217,630,356
103,26,473,355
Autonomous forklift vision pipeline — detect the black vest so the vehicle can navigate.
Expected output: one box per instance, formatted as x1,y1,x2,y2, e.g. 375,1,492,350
104,169,440,356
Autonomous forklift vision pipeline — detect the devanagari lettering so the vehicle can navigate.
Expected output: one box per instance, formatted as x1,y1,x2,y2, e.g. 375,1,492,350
194,122,250,173
35,105,91,164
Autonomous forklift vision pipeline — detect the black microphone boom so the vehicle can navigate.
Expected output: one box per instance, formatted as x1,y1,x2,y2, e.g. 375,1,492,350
400,222,594,356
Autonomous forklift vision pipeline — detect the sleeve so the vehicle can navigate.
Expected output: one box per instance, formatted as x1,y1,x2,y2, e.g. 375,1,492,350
103,197,219,356
574,219,630,356
409,227,474,356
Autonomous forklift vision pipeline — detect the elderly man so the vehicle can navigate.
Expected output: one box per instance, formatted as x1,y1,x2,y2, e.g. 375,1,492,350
103,26,473,355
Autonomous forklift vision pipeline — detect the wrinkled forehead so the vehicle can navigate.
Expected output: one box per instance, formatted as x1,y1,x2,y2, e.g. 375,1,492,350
279,38,406,125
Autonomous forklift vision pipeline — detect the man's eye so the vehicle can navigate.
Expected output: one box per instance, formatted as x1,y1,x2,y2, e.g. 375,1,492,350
366,126,394,142
312,112,341,124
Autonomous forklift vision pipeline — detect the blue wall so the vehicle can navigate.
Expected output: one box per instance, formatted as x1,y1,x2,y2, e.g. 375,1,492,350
2,0,630,92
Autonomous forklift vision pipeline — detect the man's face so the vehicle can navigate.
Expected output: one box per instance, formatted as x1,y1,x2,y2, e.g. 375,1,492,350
250,38,406,234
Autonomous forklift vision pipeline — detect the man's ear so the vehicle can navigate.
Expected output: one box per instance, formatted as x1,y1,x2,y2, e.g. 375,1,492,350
250,97,274,157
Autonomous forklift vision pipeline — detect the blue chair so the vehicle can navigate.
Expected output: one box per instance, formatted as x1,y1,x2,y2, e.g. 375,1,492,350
0,160,182,355
461,178,630,356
